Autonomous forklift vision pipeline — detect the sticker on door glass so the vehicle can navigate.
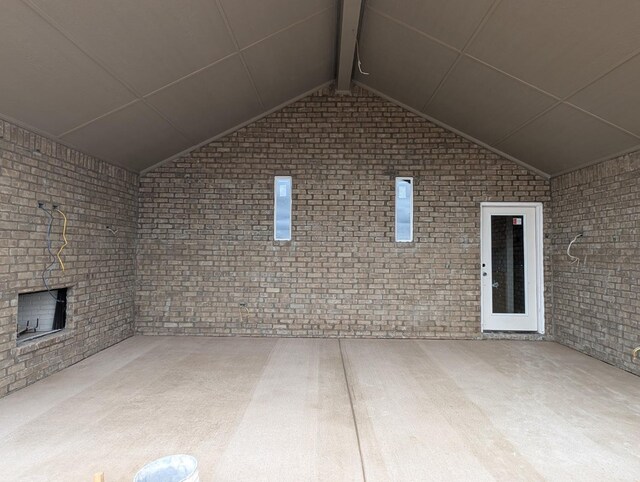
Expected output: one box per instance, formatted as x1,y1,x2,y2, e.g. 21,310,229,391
513,217,522,225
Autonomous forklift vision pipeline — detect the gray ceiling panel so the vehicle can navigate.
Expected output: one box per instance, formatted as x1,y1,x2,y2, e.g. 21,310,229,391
467,0,640,98
1,0,640,175
355,9,458,108
426,56,557,145
28,0,237,95
496,104,640,175
367,0,495,49
147,55,262,142
569,54,640,137
243,8,337,109
61,102,193,172
219,0,335,48
0,0,135,136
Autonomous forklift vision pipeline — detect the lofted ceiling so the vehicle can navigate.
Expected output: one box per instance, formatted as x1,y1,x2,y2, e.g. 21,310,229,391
1,0,640,176
0,0,337,172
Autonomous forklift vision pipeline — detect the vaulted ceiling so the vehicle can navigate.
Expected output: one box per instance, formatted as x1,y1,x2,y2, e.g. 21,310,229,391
1,0,640,176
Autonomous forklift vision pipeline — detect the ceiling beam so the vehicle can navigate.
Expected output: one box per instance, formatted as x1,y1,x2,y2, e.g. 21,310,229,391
335,0,364,93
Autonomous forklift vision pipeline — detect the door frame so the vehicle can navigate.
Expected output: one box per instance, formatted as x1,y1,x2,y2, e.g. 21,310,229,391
480,202,545,334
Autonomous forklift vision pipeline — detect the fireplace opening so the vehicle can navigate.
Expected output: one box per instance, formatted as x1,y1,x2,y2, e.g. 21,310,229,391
17,288,68,342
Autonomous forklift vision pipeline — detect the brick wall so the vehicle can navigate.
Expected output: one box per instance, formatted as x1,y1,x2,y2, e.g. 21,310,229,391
137,87,552,338
551,151,640,375
0,120,138,397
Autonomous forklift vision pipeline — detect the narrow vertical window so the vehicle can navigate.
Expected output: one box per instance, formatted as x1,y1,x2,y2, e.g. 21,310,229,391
395,177,413,242
274,176,292,241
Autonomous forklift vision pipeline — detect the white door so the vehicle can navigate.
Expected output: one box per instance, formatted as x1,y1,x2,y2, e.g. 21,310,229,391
481,204,542,332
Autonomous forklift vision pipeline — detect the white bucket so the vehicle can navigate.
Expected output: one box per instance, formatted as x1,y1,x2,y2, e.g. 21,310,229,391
133,454,199,482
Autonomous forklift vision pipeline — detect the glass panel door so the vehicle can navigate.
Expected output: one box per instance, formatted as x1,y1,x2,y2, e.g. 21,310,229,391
481,205,541,332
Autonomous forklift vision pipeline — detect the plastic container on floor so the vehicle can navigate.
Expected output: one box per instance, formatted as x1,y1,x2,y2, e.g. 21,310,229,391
133,454,199,482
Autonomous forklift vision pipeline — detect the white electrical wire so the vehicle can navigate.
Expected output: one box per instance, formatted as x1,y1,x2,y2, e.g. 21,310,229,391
567,233,583,265
239,305,249,325
356,40,369,75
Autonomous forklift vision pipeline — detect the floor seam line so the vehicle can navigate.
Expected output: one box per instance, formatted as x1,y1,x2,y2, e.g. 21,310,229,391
338,339,367,482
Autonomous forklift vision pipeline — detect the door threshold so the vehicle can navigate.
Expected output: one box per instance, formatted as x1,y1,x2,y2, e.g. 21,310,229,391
481,331,549,341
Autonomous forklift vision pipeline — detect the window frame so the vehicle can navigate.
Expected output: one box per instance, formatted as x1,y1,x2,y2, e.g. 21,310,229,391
273,176,292,241
395,177,413,242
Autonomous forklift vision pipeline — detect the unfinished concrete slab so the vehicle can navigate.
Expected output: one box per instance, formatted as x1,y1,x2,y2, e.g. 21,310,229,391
342,340,640,481
0,337,362,481
0,337,638,481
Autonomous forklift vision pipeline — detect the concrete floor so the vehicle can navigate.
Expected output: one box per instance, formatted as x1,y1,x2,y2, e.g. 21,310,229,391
0,337,639,481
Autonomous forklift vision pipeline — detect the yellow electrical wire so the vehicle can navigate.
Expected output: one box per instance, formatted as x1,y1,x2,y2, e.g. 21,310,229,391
55,208,68,271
